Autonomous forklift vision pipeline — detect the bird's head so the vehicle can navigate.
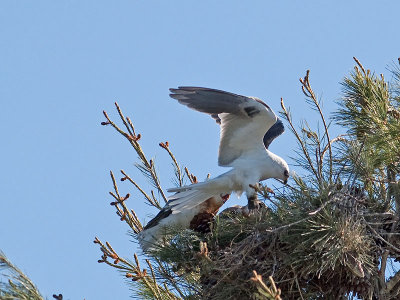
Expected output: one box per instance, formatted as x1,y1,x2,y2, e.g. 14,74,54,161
269,153,290,184
280,161,290,184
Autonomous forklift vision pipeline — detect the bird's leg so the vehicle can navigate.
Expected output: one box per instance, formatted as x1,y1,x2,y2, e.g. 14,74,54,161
247,183,263,210
247,193,263,210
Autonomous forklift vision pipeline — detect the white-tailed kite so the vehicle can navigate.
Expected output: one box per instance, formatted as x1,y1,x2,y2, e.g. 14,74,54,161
138,87,289,251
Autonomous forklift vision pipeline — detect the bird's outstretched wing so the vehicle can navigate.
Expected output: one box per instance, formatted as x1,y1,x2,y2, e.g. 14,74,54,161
169,87,278,166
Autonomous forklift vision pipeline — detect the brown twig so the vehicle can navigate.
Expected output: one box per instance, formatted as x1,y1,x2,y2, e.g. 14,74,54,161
103,104,168,203
300,70,333,182
365,222,400,253
159,141,183,186
184,167,197,184
109,171,143,233
387,270,400,295
120,169,161,210
95,237,179,299
250,270,282,300
281,98,319,180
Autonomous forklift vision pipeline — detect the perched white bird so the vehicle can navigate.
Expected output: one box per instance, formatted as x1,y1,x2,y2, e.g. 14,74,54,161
138,87,289,251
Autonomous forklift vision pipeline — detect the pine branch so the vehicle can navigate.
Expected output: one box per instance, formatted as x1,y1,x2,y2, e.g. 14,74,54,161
184,167,198,184
120,169,162,210
280,98,319,180
102,104,168,203
0,251,45,300
108,170,143,233
386,270,400,297
94,238,181,300
99,104,203,299
364,222,400,253
250,271,282,300
159,142,184,187
299,70,333,182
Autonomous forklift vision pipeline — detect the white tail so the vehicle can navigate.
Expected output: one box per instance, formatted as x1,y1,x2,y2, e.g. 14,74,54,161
138,189,214,251
138,225,172,252
138,172,235,252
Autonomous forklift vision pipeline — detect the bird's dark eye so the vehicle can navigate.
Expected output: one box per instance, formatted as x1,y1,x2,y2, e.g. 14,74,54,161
284,170,289,177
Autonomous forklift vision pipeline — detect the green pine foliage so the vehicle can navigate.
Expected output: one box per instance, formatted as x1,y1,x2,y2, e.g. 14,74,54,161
334,58,400,210
0,251,44,300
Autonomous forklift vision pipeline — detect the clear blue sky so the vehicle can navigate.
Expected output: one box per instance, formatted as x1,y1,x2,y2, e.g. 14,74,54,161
1,1,399,299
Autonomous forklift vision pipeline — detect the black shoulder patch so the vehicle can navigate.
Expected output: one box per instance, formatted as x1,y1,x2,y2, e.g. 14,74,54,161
244,106,260,117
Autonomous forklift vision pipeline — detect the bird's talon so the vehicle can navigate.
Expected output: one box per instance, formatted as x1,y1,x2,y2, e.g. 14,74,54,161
248,200,266,211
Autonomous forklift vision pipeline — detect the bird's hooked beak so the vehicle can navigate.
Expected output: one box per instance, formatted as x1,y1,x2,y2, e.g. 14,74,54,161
283,170,289,184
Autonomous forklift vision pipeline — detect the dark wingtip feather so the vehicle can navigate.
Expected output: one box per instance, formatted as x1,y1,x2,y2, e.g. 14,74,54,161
143,208,173,230
263,119,285,149
177,86,204,91
169,94,185,100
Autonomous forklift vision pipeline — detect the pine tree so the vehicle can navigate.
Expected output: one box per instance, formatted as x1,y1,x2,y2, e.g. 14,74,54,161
95,58,400,299
2,58,399,300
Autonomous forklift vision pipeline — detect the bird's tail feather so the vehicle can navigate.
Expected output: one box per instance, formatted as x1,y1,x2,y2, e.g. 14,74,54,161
167,175,233,213
167,181,210,193
138,224,180,252
137,228,158,252
138,173,234,251
169,189,214,213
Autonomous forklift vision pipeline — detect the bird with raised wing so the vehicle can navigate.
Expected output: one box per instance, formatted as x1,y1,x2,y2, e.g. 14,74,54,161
138,87,289,251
